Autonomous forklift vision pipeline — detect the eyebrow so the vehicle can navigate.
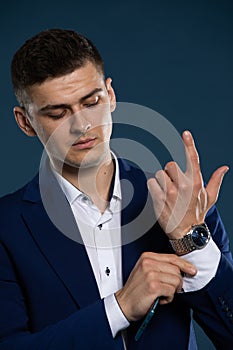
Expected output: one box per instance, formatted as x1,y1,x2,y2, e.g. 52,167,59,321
38,88,104,113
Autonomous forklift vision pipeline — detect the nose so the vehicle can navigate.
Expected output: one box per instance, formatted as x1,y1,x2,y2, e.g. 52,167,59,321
70,110,92,135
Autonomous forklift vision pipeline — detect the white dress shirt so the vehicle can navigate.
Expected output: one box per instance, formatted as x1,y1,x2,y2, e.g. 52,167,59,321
53,154,221,340
53,154,129,339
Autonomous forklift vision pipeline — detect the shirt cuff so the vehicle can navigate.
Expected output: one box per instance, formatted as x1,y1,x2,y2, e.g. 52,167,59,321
104,294,130,337
182,238,221,292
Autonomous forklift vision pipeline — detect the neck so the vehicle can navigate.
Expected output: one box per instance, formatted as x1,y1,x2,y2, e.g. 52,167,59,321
55,153,115,213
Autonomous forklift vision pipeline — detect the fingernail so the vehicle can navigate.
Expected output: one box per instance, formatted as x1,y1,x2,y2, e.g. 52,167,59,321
147,180,152,190
221,167,229,178
224,167,229,174
189,267,197,275
183,130,191,139
187,264,197,274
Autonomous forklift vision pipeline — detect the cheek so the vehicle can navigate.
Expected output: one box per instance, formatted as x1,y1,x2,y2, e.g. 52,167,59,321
98,112,112,140
94,123,112,142
38,127,54,146
32,121,63,148
46,125,71,151
103,124,112,141
88,104,112,128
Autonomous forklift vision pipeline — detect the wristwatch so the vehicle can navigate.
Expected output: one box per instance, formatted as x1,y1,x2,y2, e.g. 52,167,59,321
169,223,211,256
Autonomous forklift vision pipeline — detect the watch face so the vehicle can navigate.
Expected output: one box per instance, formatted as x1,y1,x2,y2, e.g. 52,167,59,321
191,226,210,248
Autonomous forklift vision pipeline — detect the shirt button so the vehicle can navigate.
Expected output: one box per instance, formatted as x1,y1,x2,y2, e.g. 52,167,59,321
82,196,88,203
105,267,110,276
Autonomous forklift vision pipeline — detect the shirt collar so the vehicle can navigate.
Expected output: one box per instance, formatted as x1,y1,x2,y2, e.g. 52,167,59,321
52,152,122,205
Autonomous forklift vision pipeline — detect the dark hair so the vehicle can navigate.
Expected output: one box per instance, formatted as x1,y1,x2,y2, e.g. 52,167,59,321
11,28,104,105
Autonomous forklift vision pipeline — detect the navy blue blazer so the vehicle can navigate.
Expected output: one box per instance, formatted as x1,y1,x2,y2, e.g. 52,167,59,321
0,158,233,349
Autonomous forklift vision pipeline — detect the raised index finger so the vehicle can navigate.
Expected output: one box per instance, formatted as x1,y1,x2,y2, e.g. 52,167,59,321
183,130,201,177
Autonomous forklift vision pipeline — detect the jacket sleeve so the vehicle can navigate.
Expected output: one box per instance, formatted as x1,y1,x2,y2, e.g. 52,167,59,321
180,205,233,349
0,241,123,350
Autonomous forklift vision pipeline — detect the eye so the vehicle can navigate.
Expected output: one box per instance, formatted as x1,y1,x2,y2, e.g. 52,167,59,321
84,96,100,108
47,110,67,120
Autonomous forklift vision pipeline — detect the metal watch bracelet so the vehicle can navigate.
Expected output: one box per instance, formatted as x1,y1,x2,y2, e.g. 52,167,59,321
169,223,211,256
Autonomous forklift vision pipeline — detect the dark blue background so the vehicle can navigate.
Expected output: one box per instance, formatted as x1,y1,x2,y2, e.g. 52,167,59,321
1,1,232,348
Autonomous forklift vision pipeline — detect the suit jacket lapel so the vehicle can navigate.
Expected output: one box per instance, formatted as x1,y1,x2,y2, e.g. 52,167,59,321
21,158,100,308
118,158,152,282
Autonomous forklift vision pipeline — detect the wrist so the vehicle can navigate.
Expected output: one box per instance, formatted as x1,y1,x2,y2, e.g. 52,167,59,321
115,290,131,322
169,222,211,256
167,220,206,240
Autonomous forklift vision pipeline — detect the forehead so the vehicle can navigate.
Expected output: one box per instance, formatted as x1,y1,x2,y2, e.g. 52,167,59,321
27,62,105,106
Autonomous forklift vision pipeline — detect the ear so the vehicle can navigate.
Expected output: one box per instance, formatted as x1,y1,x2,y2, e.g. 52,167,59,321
105,77,116,112
14,106,37,137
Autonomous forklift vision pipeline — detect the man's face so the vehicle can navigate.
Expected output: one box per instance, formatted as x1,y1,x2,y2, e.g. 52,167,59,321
15,62,116,170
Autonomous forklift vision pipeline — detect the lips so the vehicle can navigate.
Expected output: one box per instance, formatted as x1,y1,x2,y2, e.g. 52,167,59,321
72,137,97,150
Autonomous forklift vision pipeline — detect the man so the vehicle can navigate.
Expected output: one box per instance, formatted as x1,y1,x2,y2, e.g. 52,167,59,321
0,28,232,349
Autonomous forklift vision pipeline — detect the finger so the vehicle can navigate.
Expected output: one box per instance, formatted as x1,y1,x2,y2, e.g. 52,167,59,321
141,256,182,277
158,284,178,304
172,257,197,276
147,279,177,304
147,178,169,221
147,177,165,203
155,272,183,293
183,130,201,178
153,269,183,293
159,296,174,305
154,169,171,192
164,161,184,185
140,252,197,276
206,165,229,208
147,177,169,208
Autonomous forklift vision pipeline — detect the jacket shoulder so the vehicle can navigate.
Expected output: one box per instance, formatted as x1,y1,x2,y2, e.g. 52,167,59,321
0,174,39,211
0,186,25,208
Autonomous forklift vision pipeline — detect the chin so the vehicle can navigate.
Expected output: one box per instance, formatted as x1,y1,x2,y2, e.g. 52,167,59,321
65,158,101,169
65,150,110,170
51,142,111,172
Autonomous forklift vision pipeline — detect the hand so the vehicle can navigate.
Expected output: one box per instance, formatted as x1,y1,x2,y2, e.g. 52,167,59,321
115,252,196,322
147,130,229,239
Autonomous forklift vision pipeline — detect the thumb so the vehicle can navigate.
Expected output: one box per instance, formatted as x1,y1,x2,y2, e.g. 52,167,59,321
206,166,229,208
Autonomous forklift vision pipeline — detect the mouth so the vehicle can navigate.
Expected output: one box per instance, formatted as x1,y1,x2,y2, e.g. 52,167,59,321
71,137,97,150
